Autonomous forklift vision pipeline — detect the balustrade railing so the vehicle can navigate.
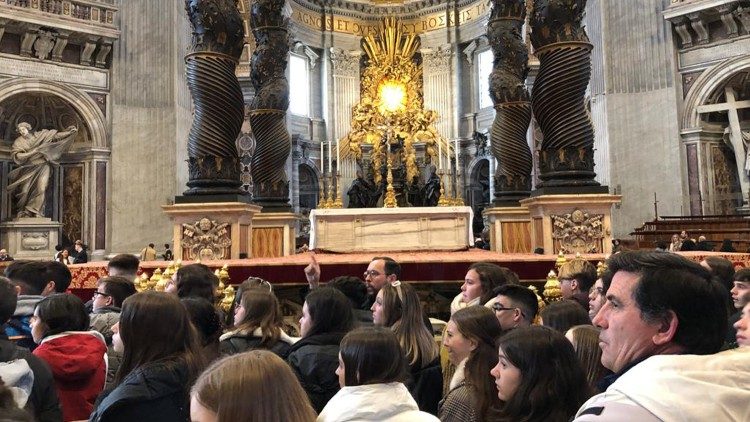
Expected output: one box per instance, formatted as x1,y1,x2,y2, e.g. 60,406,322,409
2,0,117,26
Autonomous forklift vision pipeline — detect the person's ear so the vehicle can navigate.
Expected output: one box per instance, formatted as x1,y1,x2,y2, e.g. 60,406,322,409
469,337,479,351
14,285,21,296
386,274,398,283
513,308,522,323
105,295,113,307
652,310,679,346
42,281,55,296
570,279,580,292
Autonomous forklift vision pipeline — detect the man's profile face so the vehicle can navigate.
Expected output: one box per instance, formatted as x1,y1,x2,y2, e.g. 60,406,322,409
593,271,663,373
731,280,750,309
364,259,388,295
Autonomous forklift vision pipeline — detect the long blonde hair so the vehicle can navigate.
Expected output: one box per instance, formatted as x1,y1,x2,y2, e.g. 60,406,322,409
380,283,439,368
191,350,316,422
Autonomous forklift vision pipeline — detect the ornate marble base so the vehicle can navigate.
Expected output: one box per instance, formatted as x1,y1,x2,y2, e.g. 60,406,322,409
251,212,300,258
309,207,474,253
162,202,262,260
519,194,622,255
0,218,62,260
483,206,532,253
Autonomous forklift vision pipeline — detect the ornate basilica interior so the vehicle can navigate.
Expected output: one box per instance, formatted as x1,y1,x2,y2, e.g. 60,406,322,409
0,0,749,258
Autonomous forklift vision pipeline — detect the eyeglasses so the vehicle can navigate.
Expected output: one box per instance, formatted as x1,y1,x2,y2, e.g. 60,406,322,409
92,291,111,298
492,303,525,318
363,270,382,278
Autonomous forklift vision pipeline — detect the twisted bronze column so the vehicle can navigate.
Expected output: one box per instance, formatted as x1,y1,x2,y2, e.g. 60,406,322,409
530,0,602,190
248,0,292,210
487,0,533,205
183,0,245,196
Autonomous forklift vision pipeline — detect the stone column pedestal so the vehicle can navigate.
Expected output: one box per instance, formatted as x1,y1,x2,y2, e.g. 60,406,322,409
483,206,532,253
0,218,62,260
162,202,262,260
251,212,300,257
520,194,622,255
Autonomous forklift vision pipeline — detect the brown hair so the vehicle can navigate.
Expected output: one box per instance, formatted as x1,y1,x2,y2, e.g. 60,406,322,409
339,326,407,386
497,326,592,421
468,262,517,305
567,325,609,392
450,306,503,420
115,291,205,386
234,289,283,347
192,350,316,422
380,283,439,368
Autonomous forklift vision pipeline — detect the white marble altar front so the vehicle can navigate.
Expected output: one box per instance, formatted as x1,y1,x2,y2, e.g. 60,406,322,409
309,207,474,253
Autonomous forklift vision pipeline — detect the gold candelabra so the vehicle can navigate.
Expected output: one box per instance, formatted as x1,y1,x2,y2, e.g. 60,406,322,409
331,172,343,208
555,250,567,269
437,169,451,206
383,155,398,208
317,176,328,209
324,174,335,208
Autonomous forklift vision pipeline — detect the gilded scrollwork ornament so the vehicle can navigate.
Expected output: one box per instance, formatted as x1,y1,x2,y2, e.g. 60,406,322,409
550,208,604,254
342,18,447,207
181,217,232,260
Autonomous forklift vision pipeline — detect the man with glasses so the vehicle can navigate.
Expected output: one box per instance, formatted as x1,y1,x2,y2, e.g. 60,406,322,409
490,284,538,331
90,276,136,387
305,253,400,308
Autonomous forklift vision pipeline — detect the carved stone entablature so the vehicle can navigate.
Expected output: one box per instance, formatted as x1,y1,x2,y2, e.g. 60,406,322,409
664,0,749,49
293,0,477,17
421,45,452,72
330,47,361,76
0,0,120,66
551,208,604,254
181,217,232,260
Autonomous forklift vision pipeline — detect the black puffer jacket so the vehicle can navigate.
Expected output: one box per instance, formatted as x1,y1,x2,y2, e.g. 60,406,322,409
219,332,293,359
287,332,346,413
0,334,61,422
407,357,443,416
89,359,193,422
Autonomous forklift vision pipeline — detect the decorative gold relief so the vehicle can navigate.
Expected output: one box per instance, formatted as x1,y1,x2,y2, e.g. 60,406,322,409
550,208,604,254
343,17,448,193
181,217,232,260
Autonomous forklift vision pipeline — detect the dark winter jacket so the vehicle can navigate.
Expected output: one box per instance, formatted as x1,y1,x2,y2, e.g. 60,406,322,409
0,333,62,422
219,327,296,359
408,357,442,416
90,359,194,422
287,331,346,413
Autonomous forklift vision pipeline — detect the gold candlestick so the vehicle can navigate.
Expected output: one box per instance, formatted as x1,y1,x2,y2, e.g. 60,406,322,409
317,173,328,209
383,156,398,208
325,173,335,208
332,172,343,208
437,169,451,206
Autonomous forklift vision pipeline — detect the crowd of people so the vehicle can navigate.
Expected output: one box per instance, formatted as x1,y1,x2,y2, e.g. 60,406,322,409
0,249,748,421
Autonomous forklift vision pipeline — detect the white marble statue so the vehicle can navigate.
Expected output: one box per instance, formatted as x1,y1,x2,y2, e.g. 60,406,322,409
7,122,78,218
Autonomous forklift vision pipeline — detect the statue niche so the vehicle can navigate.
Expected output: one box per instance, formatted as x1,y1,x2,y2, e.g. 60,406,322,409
7,122,78,218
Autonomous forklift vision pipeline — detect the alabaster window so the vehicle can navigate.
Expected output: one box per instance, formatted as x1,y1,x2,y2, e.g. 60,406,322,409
289,54,310,116
477,49,493,110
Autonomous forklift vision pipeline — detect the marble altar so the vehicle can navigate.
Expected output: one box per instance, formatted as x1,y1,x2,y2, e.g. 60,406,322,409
309,206,474,253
